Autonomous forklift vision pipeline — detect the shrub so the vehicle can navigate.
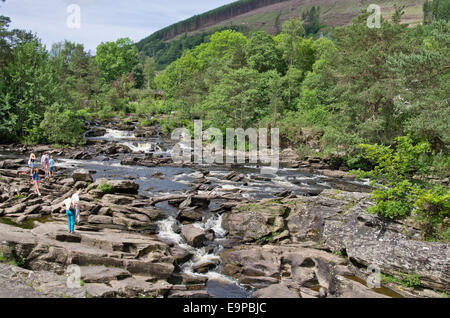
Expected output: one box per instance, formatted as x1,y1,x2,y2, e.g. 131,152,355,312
355,135,449,241
40,103,85,145
99,183,113,194
414,186,450,241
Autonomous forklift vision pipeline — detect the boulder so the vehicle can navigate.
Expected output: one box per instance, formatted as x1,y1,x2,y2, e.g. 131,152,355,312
85,283,115,298
181,225,209,248
168,273,208,285
109,277,171,298
88,215,113,225
0,159,25,169
80,266,131,283
123,261,174,280
193,259,220,274
5,203,26,214
222,202,289,242
179,196,210,209
85,127,106,137
168,290,210,298
177,207,203,223
170,247,193,266
91,179,139,195
72,169,93,183
101,194,134,205
253,280,301,298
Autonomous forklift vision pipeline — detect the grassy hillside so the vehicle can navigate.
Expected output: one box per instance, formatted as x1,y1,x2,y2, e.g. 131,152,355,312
136,0,425,69
207,0,425,35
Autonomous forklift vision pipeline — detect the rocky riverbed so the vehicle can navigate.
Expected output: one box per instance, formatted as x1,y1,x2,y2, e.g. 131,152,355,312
0,120,448,298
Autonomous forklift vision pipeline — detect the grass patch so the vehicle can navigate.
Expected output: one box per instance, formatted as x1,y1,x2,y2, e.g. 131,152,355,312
0,249,25,267
381,273,421,289
99,183,114,194
239,203,259,212
0,216,54,230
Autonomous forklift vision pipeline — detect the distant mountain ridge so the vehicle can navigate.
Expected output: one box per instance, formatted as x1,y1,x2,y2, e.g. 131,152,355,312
139,0,290,44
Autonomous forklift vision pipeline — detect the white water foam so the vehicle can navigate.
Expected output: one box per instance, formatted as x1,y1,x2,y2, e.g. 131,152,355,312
157,215,238,284
103,129,134,139
120,141,163,154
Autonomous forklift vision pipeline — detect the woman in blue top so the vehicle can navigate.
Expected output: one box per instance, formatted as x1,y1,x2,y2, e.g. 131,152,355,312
32,168,41,196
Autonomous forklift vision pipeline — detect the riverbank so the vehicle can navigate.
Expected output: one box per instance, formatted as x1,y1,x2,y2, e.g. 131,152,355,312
0,121,448,298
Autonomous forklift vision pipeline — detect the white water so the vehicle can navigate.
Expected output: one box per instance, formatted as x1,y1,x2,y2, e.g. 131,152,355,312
157,215,237,284
103,129,135,139
121,141,163,154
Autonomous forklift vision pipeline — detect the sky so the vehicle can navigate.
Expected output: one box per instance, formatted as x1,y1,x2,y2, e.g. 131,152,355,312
0,0,236,53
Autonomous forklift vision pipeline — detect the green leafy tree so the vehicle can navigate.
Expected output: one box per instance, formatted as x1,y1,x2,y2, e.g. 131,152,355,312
4,36,57,141
143,56,156,89
432,0,450,22
424,0,433,24
302,6,321,35
392,4,406,24
202,67,267,129
246,31,284,73
96,38,139,83
275,18,305,68
40,103,85,144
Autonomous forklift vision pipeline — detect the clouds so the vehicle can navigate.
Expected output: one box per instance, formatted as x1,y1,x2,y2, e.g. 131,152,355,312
1,0,235,52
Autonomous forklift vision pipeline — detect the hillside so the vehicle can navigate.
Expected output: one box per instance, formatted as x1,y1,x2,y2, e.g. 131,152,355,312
136,0,425,69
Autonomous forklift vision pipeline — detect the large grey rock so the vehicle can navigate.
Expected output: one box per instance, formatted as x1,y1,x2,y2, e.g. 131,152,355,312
85,283,115,298
72,169,93,183
179,196,210,209
5,203,27,215
109,278,171,298
253,280,301,298
90,178,139,194
0,159,25,169
168,290,210,298
85,128,106,137
0,263,87,298
88,215,113,225
181,225,211,248
222,202,289,242
177,207,203,223
222,190,450,293
101,194,134,205
80,266,131,283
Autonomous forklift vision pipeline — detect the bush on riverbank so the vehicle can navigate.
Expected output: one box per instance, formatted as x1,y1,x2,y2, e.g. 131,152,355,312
354,136,450,242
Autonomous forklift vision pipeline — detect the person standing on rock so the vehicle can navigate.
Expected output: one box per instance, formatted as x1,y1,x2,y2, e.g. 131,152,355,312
60,197,76,233
28,153,36,176
49,156,55,177
32,168,41,197
71,191,82,224
41,152,50,179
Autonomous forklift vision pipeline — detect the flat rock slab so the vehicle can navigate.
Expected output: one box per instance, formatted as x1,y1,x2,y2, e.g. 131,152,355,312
55,232,82,243
168,290,210,298
0,263,86,298
80,266,131,283
253,280,301,298
109,277,172,298
85,283,116,298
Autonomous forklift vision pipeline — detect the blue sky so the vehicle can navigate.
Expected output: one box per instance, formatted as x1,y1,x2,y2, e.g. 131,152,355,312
0,0,236,53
